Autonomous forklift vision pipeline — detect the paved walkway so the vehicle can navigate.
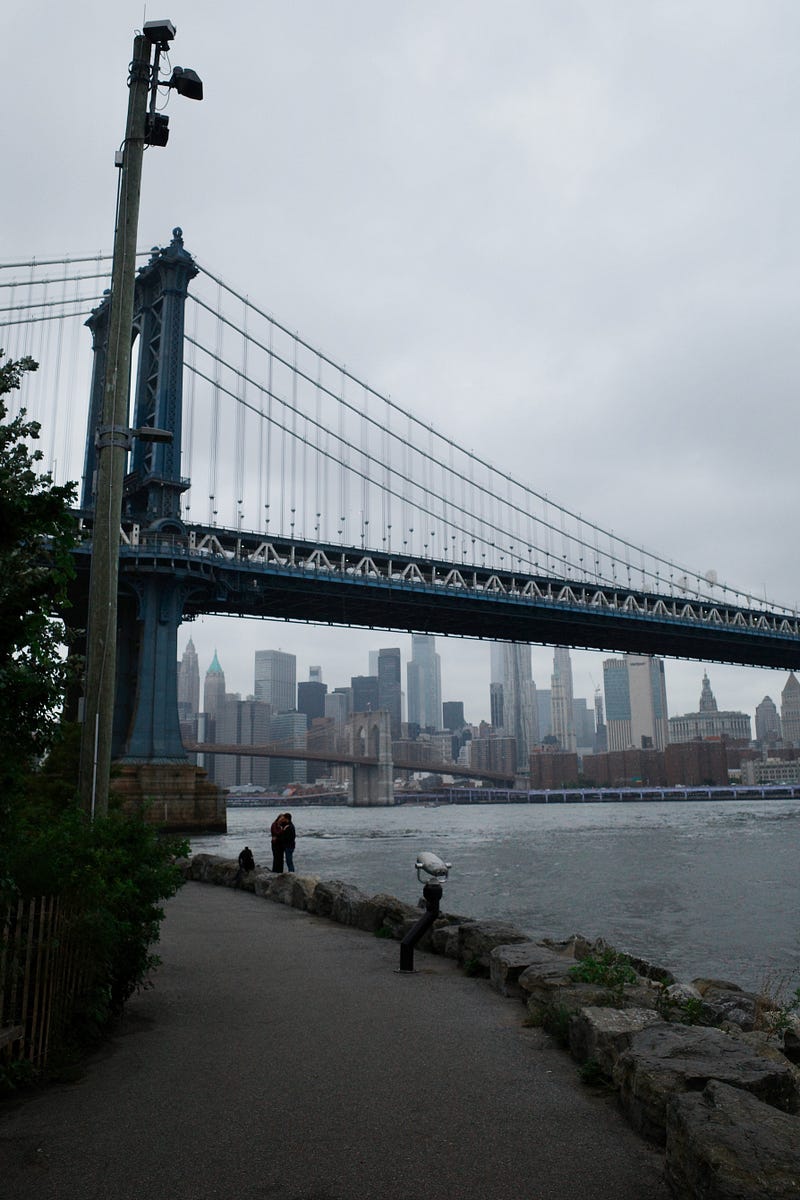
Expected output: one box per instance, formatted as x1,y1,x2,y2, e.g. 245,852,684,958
1,883,668,1199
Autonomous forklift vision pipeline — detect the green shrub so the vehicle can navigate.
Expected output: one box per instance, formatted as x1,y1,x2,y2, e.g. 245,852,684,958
569,949,638,1002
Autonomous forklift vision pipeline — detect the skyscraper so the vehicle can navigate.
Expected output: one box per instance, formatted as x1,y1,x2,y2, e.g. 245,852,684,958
351,675,379,714
254,650,296,713
203,650,226,719
551,647,576,752
603,658,632,751
177,637,200,721
298,680,327,728
491,642,538,762
755,695,781,746
781,673,800,746
377,647,402,738
626,655,669,751
407,634,442,731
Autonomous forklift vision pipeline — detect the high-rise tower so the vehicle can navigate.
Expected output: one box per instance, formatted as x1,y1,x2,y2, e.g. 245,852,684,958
551,647,576,752
177,637,200,720
407,634,442,731
203,650,226,719
254,650,296,713
781,673,800,745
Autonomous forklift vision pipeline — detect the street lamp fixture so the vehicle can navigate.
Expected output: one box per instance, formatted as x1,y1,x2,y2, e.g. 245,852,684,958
78,20,203,818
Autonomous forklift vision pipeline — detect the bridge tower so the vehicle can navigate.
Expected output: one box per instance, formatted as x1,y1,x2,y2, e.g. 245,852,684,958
82,229,224,831
347,711,395,805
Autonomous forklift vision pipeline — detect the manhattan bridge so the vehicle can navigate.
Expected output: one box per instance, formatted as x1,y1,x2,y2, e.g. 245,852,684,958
3,229,799,824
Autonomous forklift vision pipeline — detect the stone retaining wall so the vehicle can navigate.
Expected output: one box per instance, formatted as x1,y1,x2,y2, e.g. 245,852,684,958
179,854,800,1199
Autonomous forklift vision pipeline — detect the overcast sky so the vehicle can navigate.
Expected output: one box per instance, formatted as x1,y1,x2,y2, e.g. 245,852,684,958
4,2,800,726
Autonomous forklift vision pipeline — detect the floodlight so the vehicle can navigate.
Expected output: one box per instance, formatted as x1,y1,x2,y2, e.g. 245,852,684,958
168,66,203,101
143,19,176,45
145,113,170,147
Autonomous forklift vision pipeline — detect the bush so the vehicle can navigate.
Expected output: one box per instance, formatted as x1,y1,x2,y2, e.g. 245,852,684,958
8,801,188,1031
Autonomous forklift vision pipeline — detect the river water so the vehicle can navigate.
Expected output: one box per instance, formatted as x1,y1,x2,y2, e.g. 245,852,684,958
190,799,800,993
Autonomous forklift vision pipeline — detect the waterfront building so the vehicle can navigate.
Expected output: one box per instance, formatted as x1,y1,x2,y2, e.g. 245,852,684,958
668,673,751,743
407,634,442,732
469,734,517,777
781,673,800,746
177,637,200,721
742,758,800,785
755,696,782,747
254,650,296,713
528,749,580,788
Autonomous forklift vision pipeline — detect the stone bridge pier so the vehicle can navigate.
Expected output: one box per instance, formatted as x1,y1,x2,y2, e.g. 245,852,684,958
347,711,394,806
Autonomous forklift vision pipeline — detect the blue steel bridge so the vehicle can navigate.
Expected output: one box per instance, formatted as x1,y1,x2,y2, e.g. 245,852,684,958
2,229,799,805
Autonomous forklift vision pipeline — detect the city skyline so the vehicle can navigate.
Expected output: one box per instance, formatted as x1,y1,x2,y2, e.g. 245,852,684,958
178,620,789,734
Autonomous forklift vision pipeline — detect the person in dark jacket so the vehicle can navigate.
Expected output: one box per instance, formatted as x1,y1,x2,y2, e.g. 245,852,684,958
282,813,297,873
270,814,287,873
236,845,255,883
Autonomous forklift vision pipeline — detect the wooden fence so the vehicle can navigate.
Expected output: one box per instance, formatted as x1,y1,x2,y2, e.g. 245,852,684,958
0,896,91,1072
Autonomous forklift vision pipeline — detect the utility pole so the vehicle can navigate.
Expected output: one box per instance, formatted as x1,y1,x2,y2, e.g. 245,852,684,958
78,23,202,817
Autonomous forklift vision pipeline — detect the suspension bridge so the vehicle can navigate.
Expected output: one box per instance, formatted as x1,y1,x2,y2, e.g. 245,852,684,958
3,228,799,824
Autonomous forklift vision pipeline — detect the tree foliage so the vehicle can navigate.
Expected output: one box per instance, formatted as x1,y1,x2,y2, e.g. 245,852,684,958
0,352,78,799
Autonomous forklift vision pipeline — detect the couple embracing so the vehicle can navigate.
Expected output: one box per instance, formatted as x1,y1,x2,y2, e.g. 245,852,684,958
270,812,296,874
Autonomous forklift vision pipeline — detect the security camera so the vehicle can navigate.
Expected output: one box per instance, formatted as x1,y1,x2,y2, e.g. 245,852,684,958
415,851,451,883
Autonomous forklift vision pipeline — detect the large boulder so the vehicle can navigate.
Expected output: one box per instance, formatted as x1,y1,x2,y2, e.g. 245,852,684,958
267,873,319,910
490,943,566,998
614,1024,800,1143
692,978,760,1031
569,1007,663,1076
369,893,425,939
456,920,532,974
666,1080,800,1199
309,880,374,928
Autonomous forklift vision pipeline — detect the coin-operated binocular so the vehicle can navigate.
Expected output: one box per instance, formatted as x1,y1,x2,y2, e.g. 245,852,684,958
398,852,452,973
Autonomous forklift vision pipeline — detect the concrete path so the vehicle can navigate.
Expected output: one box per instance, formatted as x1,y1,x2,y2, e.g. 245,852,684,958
1,883,668,1199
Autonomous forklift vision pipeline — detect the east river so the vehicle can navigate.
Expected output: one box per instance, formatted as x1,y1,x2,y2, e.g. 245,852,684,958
190,799,800,993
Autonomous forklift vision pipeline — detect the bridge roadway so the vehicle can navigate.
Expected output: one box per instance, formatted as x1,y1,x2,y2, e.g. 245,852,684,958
0,883,668,1200
185,741,516,784
70,516,800,669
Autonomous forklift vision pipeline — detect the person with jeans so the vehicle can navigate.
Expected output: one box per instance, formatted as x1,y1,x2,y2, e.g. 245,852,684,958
282,813,297,873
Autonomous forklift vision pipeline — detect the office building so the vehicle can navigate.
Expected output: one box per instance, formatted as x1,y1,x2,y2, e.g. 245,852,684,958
351,674,379,714
755,696,782,747
254,650,296,713
572,698,595,753
378,647,403,738
492,642,538,763
407,634,441,732
536,690,552,742
551,647,576,752
177,637,200,720
203,650,226,720
594,689,607,752
214,698,271,788
298,680,327,728
269,711,307,786
781,673,800,746
442,701,466,731
669,673,751,743
627,655,669,751
603,658,632,751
